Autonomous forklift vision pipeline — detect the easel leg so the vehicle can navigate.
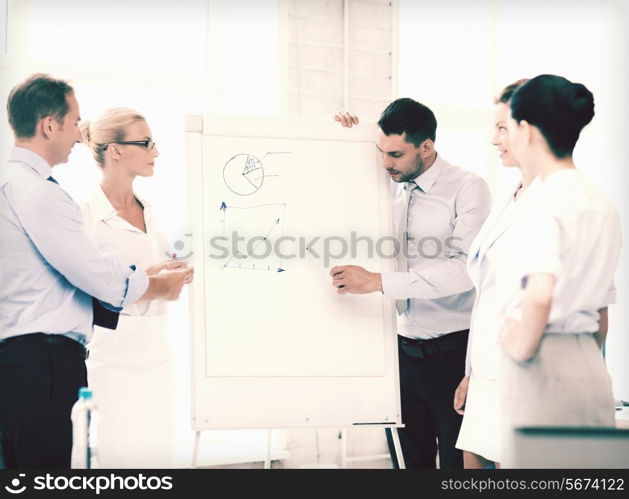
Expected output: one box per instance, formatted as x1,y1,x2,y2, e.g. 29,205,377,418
264,429,272,469
392,428,406,469
192,430,201,469
340,428,348,469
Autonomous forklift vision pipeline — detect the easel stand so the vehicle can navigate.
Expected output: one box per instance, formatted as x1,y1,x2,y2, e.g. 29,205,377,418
341,427,405,469
191,426,406,469
191,429,275,469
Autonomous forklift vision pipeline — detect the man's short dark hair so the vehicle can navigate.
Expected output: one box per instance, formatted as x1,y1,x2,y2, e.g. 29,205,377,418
377,97,437,146
7,73,74,138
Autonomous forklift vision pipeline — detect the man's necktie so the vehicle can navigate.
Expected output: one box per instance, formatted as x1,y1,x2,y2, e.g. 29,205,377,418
395,181,418,315
46,175,119,330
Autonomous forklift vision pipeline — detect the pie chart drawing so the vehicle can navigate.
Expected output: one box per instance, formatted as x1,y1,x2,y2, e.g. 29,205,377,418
223,154,264,196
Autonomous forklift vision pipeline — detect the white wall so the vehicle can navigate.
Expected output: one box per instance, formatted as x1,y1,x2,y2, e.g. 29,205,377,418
285,0,394,119
399,0,629,400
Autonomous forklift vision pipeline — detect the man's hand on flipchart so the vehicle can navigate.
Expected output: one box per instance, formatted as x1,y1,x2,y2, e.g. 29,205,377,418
333,111,359,128
330,265,382,294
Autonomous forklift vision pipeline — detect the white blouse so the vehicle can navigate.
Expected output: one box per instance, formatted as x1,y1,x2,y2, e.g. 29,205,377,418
81,186,169,317
496,169,620,334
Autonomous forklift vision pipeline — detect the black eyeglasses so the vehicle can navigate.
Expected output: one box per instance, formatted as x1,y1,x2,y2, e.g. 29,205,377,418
101,139,157,151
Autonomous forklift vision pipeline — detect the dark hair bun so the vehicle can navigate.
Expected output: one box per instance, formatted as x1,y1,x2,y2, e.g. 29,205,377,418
509,74,595,158
560,82,595,129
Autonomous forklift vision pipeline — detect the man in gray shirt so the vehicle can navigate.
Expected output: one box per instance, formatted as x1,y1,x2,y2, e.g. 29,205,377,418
332,98,491,468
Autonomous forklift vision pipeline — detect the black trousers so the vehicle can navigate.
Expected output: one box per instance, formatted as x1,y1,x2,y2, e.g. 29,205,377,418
387,331,468,469
0,333,88,468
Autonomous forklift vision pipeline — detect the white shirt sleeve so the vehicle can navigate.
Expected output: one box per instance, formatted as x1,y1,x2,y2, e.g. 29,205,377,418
381,176,492,300
15,181,148,307
519,203,563,282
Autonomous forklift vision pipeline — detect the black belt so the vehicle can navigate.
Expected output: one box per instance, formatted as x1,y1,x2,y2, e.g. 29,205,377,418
398,329,469,359
0,333,89,360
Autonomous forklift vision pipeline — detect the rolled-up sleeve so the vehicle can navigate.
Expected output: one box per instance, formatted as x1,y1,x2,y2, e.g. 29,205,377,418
382,176,491,300
14,182,148,307
602,282,616,308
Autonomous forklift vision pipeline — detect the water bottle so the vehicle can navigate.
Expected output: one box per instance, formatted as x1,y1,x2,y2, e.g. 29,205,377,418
70,387,99,469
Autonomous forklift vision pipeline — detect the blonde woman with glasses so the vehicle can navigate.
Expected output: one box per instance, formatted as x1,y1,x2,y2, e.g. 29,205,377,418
80,108,192,468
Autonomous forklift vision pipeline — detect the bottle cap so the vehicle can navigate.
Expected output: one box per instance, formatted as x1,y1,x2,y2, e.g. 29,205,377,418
78,387,93,400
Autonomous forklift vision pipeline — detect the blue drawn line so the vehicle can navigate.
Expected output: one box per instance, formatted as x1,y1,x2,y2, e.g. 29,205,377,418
222,217,282,269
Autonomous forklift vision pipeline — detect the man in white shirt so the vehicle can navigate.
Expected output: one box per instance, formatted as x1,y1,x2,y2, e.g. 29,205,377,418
332,98,491,468
0,74,191,468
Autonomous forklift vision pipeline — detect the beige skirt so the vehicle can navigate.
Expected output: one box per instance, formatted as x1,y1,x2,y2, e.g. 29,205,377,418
500,333,615,467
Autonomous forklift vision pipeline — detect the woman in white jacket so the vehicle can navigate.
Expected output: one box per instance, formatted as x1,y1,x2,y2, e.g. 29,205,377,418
454,80,539,469
80,108,192,467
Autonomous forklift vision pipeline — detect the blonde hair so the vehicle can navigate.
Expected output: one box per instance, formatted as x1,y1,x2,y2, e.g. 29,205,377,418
80,107,145,167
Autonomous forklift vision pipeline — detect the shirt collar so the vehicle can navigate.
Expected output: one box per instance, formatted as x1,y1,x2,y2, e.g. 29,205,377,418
89,185,118,222
409,153,445,193
8,147,53,180
517,175,543,202
88,185,151,223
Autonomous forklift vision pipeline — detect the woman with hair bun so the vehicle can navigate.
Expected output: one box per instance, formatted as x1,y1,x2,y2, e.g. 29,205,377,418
497,75,621,466
80,109,192,468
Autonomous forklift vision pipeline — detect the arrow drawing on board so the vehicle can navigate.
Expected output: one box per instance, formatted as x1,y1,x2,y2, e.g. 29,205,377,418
223,217,282,269
220,203,287,273
222,264,287,272
220,201,228,231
